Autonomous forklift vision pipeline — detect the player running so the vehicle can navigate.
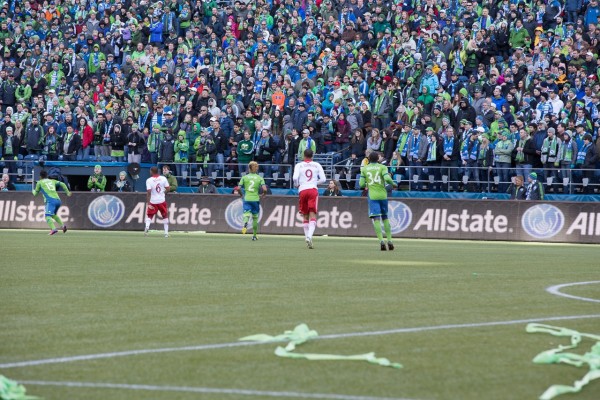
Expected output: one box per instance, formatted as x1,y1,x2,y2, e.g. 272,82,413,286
32,170,72,235
145,166,170,238
238,161,268,241
293,149,326,249
359,151,397,251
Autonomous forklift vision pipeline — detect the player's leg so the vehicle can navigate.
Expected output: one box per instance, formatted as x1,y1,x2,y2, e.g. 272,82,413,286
372,217,384,241
368,199,386,250
306,190,318,240
52,214,64,228
145,205,156,235
46,215,57,233
380,201,394,250
45,200,58,235
159,203,169,238
307,211,317,239
252,212,259,240
242,201,252,234
242,212,250,234
250,201,260,239
299,191,310,240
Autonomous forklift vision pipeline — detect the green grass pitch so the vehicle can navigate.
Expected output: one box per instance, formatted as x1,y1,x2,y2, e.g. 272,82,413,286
0,230,598,400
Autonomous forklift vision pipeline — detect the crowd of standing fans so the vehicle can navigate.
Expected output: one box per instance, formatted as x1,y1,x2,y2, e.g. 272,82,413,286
0,0,599,194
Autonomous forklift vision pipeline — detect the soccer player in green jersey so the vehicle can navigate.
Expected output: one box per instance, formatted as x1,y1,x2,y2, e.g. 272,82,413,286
32,170,72,235
238,161,268,241
359,151,397,251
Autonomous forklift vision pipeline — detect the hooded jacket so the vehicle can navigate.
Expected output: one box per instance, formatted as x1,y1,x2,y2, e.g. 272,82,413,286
174,130,189,163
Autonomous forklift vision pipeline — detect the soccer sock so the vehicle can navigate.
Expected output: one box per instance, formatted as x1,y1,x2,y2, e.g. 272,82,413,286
163,219,169,235
46,216,56,230
252,215,259,235
145,217,151,230
383,218,392,242
303,221,309,238
308,218,317,239
243,212,251,226
372,218,383,241
52,215,64,227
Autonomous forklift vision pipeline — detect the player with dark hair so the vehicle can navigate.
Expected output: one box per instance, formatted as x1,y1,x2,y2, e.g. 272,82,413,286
293,149,326,249
145,166,171,237
360,151,397,250
32,170,72,235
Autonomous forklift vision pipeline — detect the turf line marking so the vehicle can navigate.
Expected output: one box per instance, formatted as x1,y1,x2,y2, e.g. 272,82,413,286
18,380,416,400
316,314,600,340
0,341,262,368
2,314,599,369
546,281,600,303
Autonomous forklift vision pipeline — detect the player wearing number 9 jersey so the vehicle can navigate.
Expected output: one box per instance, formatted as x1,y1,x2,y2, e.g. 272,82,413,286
145,166,171,237
293,149,326,249
359,152,397,251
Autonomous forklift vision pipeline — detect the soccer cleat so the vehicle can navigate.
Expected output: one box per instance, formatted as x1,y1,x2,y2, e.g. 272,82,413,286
387,242,394,251
165,234,169,238
380,241,387,251
242,222,248,234
49,230,58,236
306,237,314,249
252,236,258,241
62,225,68,233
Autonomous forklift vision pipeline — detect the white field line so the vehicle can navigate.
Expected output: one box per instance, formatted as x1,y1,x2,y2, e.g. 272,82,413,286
546,281,600,303
1,314,599,369
18,380,418,400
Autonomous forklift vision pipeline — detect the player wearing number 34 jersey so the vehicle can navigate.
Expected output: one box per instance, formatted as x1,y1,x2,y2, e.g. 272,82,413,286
293,149,326,249
359,152,397,251
145,166,170,237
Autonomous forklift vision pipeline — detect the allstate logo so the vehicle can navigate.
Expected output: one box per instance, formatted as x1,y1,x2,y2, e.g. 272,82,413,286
521,204,564,239
87,195,126,228
387,201,412,234
224,198,262,230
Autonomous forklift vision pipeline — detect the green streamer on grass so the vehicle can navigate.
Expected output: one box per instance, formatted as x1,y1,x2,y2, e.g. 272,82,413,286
239,323,402,369
0,375,40,400
526,323,600,400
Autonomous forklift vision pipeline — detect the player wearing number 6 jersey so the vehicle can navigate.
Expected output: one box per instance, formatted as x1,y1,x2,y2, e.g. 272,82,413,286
293,149,326,249
360,152,397,251
145,166,171,237
238,161,268,241
32,169,72,235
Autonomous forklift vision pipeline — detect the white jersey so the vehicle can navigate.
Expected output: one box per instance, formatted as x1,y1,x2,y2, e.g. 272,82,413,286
293,160,326,192
146,175,170,204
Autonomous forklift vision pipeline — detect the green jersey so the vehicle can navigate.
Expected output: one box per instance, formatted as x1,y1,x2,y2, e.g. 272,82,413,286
360,163,394,200
32,178,70,202
239,173,266,202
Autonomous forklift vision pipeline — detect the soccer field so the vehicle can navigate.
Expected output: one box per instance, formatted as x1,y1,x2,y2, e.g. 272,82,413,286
0,230,598,400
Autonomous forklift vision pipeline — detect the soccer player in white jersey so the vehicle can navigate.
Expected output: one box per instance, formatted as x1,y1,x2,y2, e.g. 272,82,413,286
293,149,326,248
145,166,171,237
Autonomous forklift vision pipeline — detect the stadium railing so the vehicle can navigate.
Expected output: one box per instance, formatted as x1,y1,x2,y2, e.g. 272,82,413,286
5,158,600,195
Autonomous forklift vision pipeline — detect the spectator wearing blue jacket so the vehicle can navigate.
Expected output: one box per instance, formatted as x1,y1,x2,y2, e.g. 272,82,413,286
149,17,164,46
219,110,234,139
565,0,583,24
419,64,440,96
585,0,600,27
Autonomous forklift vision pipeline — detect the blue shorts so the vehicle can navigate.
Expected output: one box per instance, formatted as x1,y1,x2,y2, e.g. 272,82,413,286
45,198,61,217
368,199,388,218
243,201,260,215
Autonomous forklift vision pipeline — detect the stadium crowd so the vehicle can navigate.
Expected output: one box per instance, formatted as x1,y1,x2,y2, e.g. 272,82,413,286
0,0,599,194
